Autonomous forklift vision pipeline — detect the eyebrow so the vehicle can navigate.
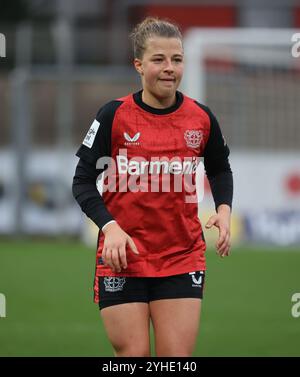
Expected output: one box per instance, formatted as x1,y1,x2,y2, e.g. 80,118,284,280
151,53,183,57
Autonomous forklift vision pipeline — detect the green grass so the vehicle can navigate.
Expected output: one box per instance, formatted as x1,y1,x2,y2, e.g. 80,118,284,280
0,238,299,356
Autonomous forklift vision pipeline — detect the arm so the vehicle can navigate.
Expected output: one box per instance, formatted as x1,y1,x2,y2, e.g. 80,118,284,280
72,158,115,230
72,158,139,272
72,101,139,272
202,106,234,257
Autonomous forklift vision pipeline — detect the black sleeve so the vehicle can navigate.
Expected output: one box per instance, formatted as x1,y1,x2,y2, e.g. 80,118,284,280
207,171,233,211
72,100,123,229
195,102,233,210
75,100,123,165
72,158,114,230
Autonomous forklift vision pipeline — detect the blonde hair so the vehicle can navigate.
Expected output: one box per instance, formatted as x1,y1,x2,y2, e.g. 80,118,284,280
130,17,183,59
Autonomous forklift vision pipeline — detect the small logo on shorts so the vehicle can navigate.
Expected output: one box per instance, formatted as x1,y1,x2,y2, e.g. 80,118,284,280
189,271,204,288
104,277,126,292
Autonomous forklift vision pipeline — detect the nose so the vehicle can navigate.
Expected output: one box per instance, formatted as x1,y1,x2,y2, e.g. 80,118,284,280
163,59,174,73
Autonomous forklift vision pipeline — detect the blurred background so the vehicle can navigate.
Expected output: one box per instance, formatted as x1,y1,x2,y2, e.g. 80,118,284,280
0,0,300,357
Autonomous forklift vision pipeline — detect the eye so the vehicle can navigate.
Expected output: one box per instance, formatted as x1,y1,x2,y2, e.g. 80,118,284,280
153,58,163,62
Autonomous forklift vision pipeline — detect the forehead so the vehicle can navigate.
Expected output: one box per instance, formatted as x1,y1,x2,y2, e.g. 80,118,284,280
144,37,183,56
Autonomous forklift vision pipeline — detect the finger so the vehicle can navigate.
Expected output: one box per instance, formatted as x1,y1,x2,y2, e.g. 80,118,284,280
219,232,230,249
102,244,112,266
218,234,230,255
224,243,231,256
227,239,232,254
111,248,122,272
216,228,228,250
127,237,139,255
119,244,127,269
101,246,107,266
217,228,227,247
219,236,231,257
221,244,231,258
223,237,231,256
205,216,217,229
105,249,115,272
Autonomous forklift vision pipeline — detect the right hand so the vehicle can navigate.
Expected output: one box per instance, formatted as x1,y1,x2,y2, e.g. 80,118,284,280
102,222,139,273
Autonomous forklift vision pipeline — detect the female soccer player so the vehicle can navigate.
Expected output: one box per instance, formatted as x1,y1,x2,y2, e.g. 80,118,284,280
72,17,233,357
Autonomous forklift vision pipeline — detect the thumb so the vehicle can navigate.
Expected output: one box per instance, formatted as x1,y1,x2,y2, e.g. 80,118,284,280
127,236,139,255
205,216,217,229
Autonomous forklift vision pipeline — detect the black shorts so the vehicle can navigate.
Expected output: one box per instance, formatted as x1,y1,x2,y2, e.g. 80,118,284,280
98,271,205,310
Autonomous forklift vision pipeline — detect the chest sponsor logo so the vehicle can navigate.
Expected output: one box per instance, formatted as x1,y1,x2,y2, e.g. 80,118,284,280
83,119,100,148
124,132,140,146
184,130,203,149
104,277,126,292
96,149,205,203
116,153,199,175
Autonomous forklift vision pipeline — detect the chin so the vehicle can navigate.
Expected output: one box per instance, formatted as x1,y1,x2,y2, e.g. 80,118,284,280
156,87,177,98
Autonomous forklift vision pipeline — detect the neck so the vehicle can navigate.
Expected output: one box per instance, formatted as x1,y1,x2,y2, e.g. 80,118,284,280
142,90,176,109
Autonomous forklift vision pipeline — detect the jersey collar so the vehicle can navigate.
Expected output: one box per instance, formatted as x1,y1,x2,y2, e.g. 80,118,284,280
133,90,183,115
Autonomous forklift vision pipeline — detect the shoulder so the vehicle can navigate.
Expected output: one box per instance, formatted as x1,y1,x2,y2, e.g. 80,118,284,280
95,98,126,121
182,94,213,118
183,94,222,129
181,93,210,116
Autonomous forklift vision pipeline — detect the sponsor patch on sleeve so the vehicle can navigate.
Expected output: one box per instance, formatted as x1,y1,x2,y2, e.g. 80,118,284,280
82,120,100,148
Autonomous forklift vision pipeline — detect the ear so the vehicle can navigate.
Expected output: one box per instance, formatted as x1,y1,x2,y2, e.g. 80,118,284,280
134,58,143,75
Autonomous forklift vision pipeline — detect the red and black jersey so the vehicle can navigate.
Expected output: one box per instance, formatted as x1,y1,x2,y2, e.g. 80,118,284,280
74,90,232,282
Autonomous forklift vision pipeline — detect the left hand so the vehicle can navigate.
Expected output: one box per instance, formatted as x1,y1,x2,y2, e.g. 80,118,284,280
205,204,231,257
